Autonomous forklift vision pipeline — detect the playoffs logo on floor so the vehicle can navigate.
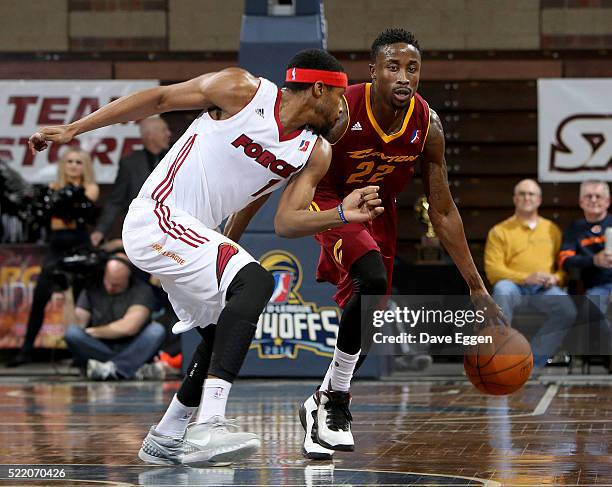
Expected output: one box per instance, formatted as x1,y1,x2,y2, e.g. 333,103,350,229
251,250,339,360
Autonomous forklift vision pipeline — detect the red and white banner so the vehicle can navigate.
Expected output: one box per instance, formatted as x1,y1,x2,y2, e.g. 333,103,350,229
538,79,612,182
0,80,158,184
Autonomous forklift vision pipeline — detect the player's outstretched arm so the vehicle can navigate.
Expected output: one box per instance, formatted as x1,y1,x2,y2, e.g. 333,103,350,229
274,138,383,239
422,109,506,325
224,193,272,243
28,68,259,153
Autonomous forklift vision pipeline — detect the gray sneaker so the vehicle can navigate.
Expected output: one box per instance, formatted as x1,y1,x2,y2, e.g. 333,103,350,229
86,359,118,381
134,362,166,380
139,427,193,466
138,416,260,467
182,416,261,467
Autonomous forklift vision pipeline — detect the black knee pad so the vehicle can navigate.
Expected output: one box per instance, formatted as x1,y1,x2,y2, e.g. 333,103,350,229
205,263,273,383
225,262,274,323
336,251,387,355
361,272,388,295
351,251,388,296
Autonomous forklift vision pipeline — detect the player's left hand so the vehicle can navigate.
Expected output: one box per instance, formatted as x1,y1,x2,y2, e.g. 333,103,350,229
470,288,508,330
341,186,384,223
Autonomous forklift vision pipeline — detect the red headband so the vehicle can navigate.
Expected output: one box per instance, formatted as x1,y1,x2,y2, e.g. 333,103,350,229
285,68,348,89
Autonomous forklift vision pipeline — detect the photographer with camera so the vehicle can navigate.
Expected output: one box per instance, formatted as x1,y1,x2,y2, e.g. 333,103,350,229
7,148,99,367
64,253,166,380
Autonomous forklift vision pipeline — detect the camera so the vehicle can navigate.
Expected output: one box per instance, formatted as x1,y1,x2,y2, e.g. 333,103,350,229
38,183,99,227
0,160,35,214
0,160,99,242
0,160,38,242
51,247,110,292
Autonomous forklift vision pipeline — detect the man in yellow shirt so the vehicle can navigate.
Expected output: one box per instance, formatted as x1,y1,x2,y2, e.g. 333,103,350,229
485,179,576,368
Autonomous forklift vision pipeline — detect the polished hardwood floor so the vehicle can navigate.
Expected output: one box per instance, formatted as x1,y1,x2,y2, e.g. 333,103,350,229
0,373,611,486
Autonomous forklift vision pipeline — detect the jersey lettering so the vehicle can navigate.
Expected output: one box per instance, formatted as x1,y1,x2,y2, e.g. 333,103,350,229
232,134,299,178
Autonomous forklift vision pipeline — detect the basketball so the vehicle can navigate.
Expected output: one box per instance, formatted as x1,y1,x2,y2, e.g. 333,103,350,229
464,325,533,395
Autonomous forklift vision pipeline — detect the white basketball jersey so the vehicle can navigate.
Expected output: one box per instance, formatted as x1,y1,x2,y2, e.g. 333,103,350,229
137,77,319,229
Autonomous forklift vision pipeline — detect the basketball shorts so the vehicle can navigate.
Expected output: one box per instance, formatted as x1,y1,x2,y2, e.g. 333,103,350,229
312,194,395,308
123,198,256,334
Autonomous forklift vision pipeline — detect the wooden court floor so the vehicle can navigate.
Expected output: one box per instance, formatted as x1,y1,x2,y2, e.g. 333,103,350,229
0,376,611,486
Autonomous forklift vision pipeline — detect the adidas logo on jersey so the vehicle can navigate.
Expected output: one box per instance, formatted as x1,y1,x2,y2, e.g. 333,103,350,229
255,108,265,118
351,122,362,131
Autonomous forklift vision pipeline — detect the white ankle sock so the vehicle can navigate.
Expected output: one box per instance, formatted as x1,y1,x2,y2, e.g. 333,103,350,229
196,378,232,423
321,347,360,392
155,394,197,438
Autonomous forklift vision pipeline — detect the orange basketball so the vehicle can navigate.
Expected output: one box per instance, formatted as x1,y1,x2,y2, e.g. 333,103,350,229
464,325,533,395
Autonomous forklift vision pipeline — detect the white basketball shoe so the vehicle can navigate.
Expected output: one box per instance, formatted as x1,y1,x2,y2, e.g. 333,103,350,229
138,416,260,467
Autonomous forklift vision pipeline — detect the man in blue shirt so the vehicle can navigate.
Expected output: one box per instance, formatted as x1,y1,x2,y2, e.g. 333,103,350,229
560,181,612,313
560,180,612,368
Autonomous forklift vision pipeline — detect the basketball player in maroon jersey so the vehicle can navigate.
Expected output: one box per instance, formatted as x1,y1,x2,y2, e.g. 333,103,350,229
298,29,505,458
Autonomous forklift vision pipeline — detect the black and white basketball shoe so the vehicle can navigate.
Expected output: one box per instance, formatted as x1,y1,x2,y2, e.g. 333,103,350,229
299,390,335,460
314,389,354,451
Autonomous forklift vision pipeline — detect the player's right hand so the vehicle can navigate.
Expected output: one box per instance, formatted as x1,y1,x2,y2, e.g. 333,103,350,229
28,125,78,154
341,186,384,223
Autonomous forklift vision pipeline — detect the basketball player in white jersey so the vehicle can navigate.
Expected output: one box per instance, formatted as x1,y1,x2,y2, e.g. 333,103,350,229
29,49,384,467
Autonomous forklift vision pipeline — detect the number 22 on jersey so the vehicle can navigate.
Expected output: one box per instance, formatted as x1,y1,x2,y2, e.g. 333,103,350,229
346,161,396,184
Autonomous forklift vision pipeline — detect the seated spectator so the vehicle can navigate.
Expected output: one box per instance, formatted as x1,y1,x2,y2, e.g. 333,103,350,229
560,180,612,314
485,179,576,367
64,253,166,380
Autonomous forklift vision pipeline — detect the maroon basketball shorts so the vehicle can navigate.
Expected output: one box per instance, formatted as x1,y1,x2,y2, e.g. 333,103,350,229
311,193,394,308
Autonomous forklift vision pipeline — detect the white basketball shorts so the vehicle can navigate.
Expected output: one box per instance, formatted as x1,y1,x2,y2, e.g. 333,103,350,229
122,198,256,334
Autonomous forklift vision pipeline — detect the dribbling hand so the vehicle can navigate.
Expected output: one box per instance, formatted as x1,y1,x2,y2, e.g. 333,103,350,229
470,289,509,331
340,186,384,223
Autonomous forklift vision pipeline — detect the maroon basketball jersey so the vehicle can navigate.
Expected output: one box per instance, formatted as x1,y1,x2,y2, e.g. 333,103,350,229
312,83,431,306
317,82,429,200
